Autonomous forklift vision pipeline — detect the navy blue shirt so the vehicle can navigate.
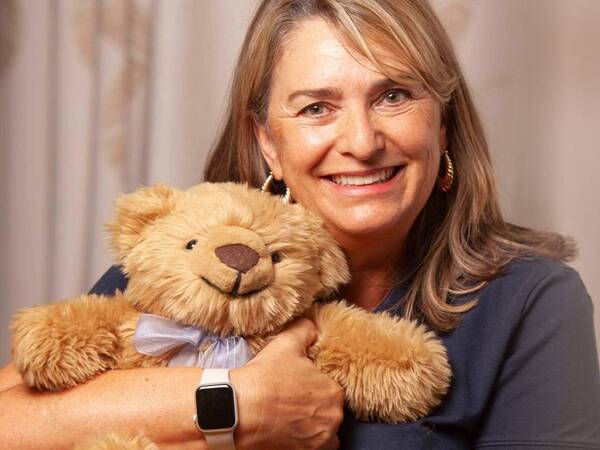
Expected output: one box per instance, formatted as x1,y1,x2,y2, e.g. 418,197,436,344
90,257,600,449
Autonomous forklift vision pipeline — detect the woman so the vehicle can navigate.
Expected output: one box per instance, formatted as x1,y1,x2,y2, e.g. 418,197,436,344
1,0,598,448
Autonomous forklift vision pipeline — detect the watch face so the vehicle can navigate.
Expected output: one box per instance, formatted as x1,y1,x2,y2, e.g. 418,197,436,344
196,384,237,431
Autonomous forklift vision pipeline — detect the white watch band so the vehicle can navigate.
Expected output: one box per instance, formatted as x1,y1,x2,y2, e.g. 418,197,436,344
201,368,230,384
205,431,236,450
198,368,237,450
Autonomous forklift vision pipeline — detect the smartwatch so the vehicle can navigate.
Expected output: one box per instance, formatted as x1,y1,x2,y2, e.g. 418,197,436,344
194,368,238,450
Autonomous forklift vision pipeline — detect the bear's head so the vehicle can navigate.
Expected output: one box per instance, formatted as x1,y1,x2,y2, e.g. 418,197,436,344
107,183,349,336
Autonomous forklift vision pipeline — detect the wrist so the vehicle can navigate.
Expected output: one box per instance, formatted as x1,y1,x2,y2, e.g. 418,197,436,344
229,365,266,450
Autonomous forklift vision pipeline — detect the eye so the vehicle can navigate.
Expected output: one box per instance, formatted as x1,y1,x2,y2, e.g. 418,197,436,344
185,239,197,251
300,103,329,117
380,88,410,105
271,252,282,264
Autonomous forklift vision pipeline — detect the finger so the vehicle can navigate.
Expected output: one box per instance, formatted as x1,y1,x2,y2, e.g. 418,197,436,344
272,318,318,356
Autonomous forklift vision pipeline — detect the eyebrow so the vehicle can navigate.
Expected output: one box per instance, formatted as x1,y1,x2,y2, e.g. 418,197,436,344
287,88,342,103
286,74,421,104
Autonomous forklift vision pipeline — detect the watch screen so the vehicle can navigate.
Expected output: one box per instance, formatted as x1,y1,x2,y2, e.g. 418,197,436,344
196,384,236,430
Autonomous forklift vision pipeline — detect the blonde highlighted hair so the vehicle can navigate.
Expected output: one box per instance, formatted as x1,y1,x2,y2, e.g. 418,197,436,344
204,0,575,332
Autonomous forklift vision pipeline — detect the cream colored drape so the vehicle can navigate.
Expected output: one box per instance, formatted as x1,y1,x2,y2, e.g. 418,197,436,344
1,0,598,364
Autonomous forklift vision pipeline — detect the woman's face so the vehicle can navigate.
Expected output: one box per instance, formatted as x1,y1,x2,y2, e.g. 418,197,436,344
255,18,445,254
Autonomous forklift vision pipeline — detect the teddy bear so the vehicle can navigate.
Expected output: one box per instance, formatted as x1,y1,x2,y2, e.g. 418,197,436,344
11,182,451,443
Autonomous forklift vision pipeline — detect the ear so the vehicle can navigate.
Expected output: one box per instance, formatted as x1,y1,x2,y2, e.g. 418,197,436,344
253,120,283,179
106,183,178,260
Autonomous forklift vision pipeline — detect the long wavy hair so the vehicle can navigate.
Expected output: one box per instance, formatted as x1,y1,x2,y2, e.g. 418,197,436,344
204,0,575,332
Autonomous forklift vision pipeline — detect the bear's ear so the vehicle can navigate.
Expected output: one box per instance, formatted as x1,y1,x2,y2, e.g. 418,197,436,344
289,204,350,298
316,234,351,298
107,183,178,259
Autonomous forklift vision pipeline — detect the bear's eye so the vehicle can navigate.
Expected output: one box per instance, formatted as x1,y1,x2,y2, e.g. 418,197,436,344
271,251,282,264
185,239,198,251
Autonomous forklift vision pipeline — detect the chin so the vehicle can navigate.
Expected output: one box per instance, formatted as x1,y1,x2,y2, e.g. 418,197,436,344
326,216,403,241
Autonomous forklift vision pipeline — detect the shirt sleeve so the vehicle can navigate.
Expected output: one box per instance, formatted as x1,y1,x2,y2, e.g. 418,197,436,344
88,265,129,296
473,265,600,449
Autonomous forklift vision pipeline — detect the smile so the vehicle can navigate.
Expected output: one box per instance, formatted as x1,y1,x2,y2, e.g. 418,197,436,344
329,167,399,186
201,275,267,299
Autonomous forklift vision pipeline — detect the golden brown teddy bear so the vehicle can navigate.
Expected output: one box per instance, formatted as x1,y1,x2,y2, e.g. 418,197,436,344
11,182,450,438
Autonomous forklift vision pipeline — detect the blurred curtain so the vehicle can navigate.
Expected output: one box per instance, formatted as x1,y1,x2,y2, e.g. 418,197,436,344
1,0,598,364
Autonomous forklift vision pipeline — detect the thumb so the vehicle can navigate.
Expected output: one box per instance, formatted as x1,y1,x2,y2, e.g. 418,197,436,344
270,318,318,356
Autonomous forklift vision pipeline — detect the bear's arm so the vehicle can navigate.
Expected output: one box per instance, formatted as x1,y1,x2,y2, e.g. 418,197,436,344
305,301,451,423
11,292,136,391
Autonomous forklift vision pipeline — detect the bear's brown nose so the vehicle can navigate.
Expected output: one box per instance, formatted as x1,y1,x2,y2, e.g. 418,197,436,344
215,244,260,273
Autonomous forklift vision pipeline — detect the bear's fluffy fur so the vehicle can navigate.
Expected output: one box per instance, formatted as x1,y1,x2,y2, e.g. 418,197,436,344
11,182,451,446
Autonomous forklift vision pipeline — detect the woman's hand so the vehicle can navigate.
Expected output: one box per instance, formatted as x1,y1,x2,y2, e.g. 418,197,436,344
231,318,344,450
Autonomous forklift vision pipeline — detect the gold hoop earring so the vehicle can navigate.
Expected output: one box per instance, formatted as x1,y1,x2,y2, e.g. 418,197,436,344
437,151,454,193
260,172,294,204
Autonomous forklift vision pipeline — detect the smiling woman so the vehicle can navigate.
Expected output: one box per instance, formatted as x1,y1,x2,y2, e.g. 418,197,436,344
255,18,444,264
205,0,576,329
202,0,600,447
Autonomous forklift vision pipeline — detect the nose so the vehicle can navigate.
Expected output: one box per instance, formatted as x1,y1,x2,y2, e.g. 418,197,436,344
215,244,260,273
339,106,382,160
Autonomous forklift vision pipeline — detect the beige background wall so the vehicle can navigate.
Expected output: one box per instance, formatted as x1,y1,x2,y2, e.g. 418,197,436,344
1,0,599,365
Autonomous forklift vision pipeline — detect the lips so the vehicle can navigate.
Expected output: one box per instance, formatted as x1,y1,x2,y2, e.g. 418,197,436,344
328,166,400,186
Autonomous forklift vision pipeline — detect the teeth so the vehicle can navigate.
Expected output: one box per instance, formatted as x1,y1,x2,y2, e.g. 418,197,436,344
330,168,396,186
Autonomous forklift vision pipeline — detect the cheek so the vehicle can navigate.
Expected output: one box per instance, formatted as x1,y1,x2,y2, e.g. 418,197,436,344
414,136,441,190
423,147,440,189
390,115,442,191
273,123,336,175
298,124,338,149
392,100,442,149
387,115,440,157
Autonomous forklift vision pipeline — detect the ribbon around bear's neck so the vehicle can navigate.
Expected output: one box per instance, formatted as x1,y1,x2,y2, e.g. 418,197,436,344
133,313,252,368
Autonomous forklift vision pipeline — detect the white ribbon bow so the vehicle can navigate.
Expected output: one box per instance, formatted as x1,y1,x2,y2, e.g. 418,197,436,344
133,314,252,369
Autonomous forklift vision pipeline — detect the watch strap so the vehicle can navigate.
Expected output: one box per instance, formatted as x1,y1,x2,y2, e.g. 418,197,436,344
205,430,236,450
201,368,230,385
